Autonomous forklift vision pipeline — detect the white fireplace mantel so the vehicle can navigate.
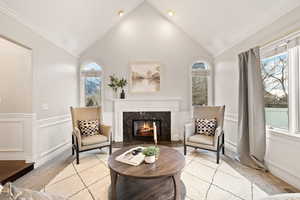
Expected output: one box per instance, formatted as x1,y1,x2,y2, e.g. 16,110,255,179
112,98,181,142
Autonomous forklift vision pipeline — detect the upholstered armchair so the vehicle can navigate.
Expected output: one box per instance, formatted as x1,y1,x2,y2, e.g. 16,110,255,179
184,106,225,164
70,106,112,164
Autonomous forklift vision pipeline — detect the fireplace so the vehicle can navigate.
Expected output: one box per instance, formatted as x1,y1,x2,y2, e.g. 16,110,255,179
123,112,171,143
133,119,161,140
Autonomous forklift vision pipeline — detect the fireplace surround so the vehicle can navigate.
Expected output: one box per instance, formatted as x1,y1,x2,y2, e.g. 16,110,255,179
123,112,171,142
112,98,181,142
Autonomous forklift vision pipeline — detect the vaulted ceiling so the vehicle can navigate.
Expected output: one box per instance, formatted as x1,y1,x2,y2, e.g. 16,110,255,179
1,0,300,57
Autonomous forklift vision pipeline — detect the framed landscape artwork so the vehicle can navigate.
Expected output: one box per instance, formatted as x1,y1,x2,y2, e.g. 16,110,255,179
129,62,161,93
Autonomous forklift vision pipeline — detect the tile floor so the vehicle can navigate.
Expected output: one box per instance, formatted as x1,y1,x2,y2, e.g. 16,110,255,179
42,148,272,200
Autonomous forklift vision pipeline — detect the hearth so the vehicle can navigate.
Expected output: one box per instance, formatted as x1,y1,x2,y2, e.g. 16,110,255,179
123,112,171,143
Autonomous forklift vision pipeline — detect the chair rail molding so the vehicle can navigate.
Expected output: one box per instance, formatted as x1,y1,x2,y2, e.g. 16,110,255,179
37,114,71,128
224,112,238,123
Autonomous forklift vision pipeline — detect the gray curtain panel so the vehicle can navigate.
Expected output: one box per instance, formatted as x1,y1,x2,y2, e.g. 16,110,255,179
237,47,266,169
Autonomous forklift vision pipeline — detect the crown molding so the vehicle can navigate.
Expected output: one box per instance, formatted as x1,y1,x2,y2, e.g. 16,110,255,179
0,2,78,58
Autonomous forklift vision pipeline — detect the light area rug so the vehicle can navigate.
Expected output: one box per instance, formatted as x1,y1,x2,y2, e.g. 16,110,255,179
43,148,269,200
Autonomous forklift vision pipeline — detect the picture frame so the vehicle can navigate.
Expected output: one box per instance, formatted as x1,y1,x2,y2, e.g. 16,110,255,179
129,62,161,93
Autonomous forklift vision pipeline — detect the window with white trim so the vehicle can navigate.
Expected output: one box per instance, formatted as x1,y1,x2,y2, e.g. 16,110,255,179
261,33,300,132
262,52,289,129
80,63,102,107
192,62,209,106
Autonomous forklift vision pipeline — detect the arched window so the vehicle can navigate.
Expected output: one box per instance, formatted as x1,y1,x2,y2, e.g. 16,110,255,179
80,63,102,107
191,62,210,106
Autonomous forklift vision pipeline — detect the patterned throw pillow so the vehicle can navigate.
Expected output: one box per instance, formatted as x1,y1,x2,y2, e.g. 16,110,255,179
78,119,101,136
195,118,217,136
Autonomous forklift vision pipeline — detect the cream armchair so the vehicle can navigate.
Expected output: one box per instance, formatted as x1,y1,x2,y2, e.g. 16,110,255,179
184,106,225,164
70,106,112,164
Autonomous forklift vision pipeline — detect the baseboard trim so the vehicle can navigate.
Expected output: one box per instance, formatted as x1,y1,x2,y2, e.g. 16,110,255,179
266,159,300,189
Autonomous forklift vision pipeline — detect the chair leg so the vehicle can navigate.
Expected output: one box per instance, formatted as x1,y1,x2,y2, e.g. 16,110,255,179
222,134,225,155
216,150,220,164
109,144,112,155
184,145,187,156
72,136,74,155
222,144,225,155
76,149,79,165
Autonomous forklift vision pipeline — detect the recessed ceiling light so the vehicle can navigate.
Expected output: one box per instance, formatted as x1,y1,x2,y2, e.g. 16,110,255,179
118,10,124,17
167,10,175,16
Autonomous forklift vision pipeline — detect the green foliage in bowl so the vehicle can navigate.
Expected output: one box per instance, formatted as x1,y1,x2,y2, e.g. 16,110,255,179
143,146,160,157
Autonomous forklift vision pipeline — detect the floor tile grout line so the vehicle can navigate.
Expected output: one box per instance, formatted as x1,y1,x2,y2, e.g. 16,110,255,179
205,162,253,199
210,183,246,200
73,155,102,172
71,161,96,200
184,171,212,185
44,149,276,200
47,155,102,188
190,158,220,169
204,163,220,200
83,173,110,190
45,153,108,199
46,172,77,188
44,160,77,188
194,160,246,200
216,168,254,182
44,166,78,194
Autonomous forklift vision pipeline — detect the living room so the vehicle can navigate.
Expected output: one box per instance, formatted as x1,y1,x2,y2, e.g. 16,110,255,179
1,0,300,199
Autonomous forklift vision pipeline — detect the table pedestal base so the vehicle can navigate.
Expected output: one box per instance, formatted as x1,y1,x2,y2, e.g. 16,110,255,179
109,175,186,200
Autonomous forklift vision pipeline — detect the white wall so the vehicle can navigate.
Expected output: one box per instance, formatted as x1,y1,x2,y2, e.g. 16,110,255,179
0,37,32,113
214,5,300,189
0,9,78,163
80,3,213,114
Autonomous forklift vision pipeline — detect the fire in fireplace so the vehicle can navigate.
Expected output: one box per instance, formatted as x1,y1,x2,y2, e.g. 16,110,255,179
123,111,170,142
133,119,161,140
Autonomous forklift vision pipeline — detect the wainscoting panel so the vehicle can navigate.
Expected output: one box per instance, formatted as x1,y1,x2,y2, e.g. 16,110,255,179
224,112,300,189
224,112,238,153
36,115,72,167
0,113,36,161
0,120,23,151
265,130,300,189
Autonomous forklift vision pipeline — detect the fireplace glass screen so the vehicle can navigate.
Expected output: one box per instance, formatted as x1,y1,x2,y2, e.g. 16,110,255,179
133,120,161,139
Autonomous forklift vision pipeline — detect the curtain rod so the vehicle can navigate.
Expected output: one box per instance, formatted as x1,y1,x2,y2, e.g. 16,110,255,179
260,28,300,49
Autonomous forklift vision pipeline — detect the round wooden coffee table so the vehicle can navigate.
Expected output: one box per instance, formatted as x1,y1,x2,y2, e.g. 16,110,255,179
108,145,186,200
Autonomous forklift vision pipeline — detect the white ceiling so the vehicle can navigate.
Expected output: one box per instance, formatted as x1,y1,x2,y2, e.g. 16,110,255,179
148,0,300,56
0,0,144,56
1,0,300,57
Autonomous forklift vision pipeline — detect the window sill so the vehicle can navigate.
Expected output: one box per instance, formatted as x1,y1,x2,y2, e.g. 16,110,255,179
267,128,300,142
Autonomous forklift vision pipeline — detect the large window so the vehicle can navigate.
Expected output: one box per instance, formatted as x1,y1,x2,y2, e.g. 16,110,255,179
261,33,300,133
80,63,102,107
192,62,209,106
262,53,289,129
